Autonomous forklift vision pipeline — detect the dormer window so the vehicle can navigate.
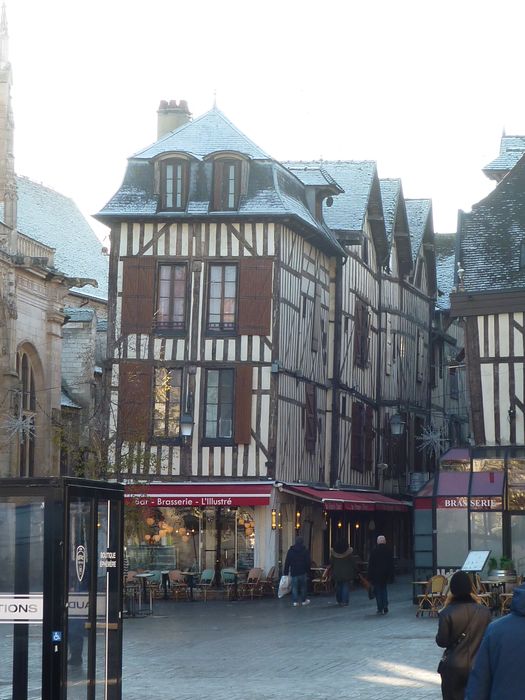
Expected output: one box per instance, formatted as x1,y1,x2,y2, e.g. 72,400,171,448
160,158,188,210
213,158,241,211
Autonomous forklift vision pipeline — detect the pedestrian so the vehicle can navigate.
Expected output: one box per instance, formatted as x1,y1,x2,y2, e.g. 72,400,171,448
330,540,358,606
436,570,491,700
465,583,525,700
367,534,394,615
283,535,311,607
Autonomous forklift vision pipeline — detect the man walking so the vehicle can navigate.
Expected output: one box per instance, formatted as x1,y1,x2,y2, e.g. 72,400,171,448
284,535,311,607
465,583,525,699
367,534,394,615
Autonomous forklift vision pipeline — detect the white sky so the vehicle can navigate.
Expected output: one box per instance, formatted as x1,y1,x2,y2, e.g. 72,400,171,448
8,0,525,243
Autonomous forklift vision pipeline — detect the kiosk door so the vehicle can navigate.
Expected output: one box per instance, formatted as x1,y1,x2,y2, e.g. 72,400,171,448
0,478,123,700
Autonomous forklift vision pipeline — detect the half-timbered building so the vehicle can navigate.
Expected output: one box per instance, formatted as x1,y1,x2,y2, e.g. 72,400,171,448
96,105,347,574
448,144,525,571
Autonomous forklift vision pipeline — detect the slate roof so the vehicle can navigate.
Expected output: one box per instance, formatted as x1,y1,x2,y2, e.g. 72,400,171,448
458,157,525,293
483,136,525,180
288,166,343,191
405,199,432,262
64,306,95,323
97,112,345,257
380,179,401,243
16,177,108,301
133,108,271,161
379,178,412,276
61,388,81,409
434,233,456,310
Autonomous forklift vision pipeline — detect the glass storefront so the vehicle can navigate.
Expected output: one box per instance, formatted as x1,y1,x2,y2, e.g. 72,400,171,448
125,506,256,574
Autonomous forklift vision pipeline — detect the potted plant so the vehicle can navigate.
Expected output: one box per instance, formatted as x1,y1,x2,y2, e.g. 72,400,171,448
487,556,515,579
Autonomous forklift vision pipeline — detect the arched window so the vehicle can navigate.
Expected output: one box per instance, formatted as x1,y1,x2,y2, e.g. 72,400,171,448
16,349,36,477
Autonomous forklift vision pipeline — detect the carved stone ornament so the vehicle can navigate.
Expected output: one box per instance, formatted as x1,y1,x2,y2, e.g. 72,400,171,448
0,268,16,318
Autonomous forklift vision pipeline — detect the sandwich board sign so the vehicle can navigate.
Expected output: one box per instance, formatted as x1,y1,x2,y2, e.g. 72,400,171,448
461,550,491,572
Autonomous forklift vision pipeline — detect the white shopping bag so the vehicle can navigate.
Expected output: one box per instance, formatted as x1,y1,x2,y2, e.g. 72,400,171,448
278,574,292,598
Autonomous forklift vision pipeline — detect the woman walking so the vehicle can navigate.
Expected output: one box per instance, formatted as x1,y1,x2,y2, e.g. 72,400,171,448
330,541,357,606
436,570,491,700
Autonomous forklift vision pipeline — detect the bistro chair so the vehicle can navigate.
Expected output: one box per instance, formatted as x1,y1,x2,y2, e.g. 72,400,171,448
312,566,332,594
261,566,279,597
416,574,447,617
194,569,215,601
239,568,264,599
499,592,513,615
168,570,190,601
221,568,237,600
473,574,493,609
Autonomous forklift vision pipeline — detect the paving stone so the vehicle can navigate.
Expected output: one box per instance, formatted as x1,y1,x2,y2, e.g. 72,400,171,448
122,576,443,699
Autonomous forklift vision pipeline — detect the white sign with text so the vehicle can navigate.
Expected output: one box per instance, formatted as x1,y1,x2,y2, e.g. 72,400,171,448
0,594,43,624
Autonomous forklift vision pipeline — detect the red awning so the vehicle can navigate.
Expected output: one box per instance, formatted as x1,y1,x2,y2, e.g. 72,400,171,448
125,482,273,507
283,485,409,512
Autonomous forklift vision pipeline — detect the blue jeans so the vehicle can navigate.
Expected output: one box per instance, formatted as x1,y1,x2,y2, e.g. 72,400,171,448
291,574,308,604
374,583,388,612
335,581,349,605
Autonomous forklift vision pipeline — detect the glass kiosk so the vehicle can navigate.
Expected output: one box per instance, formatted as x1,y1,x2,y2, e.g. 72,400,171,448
0,477,124,700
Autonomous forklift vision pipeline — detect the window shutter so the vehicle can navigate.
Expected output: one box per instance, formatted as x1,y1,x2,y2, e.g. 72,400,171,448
118,362,153,442
121,257,156,335
353,303,362,365
364,405,375,472
238,258,273,336
351,402,364,472
311,284,321,353
305,383,317,453
234,365,252,444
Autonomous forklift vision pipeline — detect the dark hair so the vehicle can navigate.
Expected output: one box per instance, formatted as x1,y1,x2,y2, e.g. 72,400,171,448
295,535,304,547
449,571,474,601
333,539,348,555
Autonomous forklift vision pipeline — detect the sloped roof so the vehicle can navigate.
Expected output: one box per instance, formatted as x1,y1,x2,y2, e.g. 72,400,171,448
133,107,271,161
288,165,343,191
458,156,525,293
405,199,432,262
380,179,401,243
483,135,525,181
380,178,412,276
434,232,456,310
16,177,108,301
64,306,95,323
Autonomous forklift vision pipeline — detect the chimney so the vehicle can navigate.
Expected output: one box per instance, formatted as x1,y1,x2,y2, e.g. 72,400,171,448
157,99,192,139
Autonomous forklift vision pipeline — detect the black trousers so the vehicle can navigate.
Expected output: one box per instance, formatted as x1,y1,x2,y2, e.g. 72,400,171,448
439,665,469,700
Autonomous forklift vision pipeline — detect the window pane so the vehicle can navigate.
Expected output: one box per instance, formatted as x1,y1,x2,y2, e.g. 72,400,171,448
225,266,236,282
208,371,219,387
210,266,223,282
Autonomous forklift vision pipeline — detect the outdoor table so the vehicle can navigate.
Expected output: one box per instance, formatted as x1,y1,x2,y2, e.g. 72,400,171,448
134,572,155,614
161,570,170,600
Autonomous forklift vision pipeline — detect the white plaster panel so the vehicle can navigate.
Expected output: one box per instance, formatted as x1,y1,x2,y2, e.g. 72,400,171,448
139,335,149,359
514,314,524,356
267,224,275,256
488,316,495,358
224,447,233,477
220,226,228,256
477,317,485,358
240,336,248,361
201,446,209,477
119,224,127,257
204,340,213,361
227,339,236,361
499,315,510,357
209,224,217,257
261,366,271,391
260,394,269,446
160,446,171,475
126,336,137,359
144,224,154,254
252,335,260,362
176,340,185,361
499,363,510,444
157,231,165,256
231,234,239,257
256,224,264,255
481,364,495,443
169,226,177,256
216,339,224,361
213,446,222,476
132,224,141,255
247,444,256,476
181,230,188,256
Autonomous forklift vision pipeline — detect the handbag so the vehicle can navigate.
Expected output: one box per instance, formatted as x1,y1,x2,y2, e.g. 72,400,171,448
278,575,292,598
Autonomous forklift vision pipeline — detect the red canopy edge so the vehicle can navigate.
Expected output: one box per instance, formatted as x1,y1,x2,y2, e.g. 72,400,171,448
283,485,409,512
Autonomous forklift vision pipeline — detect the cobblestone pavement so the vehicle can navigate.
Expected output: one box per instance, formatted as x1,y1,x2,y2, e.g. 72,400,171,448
123,576,443,700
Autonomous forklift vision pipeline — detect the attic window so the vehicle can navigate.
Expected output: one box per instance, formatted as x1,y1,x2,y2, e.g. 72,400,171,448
212,158,241,211
160,158,188,210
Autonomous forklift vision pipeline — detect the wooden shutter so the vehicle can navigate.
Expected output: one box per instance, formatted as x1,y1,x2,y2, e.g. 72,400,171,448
364,405,375,472
118,362,153,442
238,258,273,336
311,283,321,352
351,402,364,472
234,365,252,444
353,302,363,366
121,257,156,335
305,383,317,453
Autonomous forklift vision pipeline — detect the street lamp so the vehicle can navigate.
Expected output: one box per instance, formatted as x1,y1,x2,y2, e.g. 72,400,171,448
180,412,193,438
390,413,405,436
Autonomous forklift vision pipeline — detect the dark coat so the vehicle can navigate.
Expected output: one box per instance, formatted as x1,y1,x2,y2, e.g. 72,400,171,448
283,543,311,577
367,544,394,586
465,585,525,700
436,599,491,700
330,548,358,583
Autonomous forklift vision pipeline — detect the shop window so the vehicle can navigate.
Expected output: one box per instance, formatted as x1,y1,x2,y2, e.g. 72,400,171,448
16,350,36,477
207,264,237,334
212,158,241,211
160,158,188,210
204,368,234,441
153,367,182,439
155,264,187,333
470,511,503,562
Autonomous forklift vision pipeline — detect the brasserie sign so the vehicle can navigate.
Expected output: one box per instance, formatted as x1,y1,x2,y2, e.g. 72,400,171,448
437,497,503,511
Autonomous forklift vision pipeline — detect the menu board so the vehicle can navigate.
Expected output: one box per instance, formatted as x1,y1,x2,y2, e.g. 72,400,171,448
461,550,491,572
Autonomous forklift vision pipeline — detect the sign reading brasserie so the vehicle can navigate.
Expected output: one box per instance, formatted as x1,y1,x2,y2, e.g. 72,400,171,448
0,594,43,624
437,497,503,511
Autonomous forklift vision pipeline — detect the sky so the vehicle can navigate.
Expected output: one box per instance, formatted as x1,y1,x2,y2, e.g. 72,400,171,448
7,0,525,244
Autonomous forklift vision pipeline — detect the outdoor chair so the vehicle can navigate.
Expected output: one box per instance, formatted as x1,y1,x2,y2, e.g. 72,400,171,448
168,570,190,601
416,574,447,617
194,568,215,601
312,566,332,594
261,566,279,597
221,568,238,600
239,568,264,599
500,592,513,615
473,574,493,609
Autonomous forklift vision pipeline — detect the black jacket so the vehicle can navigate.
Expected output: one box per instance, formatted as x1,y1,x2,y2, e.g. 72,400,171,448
367,544,394,586
330,548,358,583
436,602,491,674
284,543,311,577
